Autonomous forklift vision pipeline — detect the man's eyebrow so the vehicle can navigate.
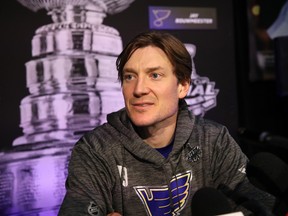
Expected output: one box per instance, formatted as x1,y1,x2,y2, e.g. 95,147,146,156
123,66,164,74
146,66,163,72
123,68,136,73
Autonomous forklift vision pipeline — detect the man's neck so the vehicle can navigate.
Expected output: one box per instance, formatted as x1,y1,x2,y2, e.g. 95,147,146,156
135,117,177,149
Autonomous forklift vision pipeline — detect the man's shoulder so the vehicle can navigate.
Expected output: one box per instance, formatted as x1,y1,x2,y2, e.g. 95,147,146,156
76,122,122,152
192,114,226,131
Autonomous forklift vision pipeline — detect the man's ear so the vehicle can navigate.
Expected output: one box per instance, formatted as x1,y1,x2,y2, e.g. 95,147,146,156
178,80,190,99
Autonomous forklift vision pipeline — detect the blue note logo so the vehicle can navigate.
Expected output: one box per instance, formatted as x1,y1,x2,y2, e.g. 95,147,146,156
149,6,217,30
151,9,171,27
134,171,192,216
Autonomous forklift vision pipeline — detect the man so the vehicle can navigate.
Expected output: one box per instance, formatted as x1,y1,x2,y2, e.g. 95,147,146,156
59,31,275,215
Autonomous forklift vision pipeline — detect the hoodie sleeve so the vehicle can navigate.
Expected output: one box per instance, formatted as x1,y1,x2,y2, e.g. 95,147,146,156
58,135,118,216
210,125,247,188
210,125,276,214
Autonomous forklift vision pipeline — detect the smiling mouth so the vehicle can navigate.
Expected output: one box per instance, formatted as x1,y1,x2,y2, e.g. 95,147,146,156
134,103,151,106
132,102,154,109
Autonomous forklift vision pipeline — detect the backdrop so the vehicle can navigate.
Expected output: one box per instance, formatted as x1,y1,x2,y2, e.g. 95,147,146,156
0,0,239,215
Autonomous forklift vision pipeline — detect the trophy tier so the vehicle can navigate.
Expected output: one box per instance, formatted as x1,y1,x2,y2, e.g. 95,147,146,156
32,23,122,57
17,0,135,14
25,55,120,94
15,89,124,145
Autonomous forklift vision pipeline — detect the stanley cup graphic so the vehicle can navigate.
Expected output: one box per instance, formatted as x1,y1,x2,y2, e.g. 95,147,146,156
0,0,133,215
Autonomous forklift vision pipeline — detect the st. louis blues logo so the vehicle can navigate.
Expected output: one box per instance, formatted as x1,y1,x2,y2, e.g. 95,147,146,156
134,171,192,216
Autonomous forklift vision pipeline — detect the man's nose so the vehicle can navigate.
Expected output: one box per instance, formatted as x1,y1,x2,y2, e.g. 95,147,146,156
133,77,149,96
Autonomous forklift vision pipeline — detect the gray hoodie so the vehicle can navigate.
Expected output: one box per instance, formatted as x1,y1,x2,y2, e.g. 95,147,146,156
59,101,275,216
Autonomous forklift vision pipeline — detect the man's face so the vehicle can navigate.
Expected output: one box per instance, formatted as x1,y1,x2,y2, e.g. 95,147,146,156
122,46,189,128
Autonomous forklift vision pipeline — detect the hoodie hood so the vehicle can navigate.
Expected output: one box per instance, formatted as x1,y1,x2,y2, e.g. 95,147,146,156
106,100,195,166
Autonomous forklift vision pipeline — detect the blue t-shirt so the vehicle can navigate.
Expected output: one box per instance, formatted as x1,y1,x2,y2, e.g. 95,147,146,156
156,141,173,158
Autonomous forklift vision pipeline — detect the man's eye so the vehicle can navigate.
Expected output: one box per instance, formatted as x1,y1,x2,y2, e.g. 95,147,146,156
151,73,161,79
124,74,134,81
